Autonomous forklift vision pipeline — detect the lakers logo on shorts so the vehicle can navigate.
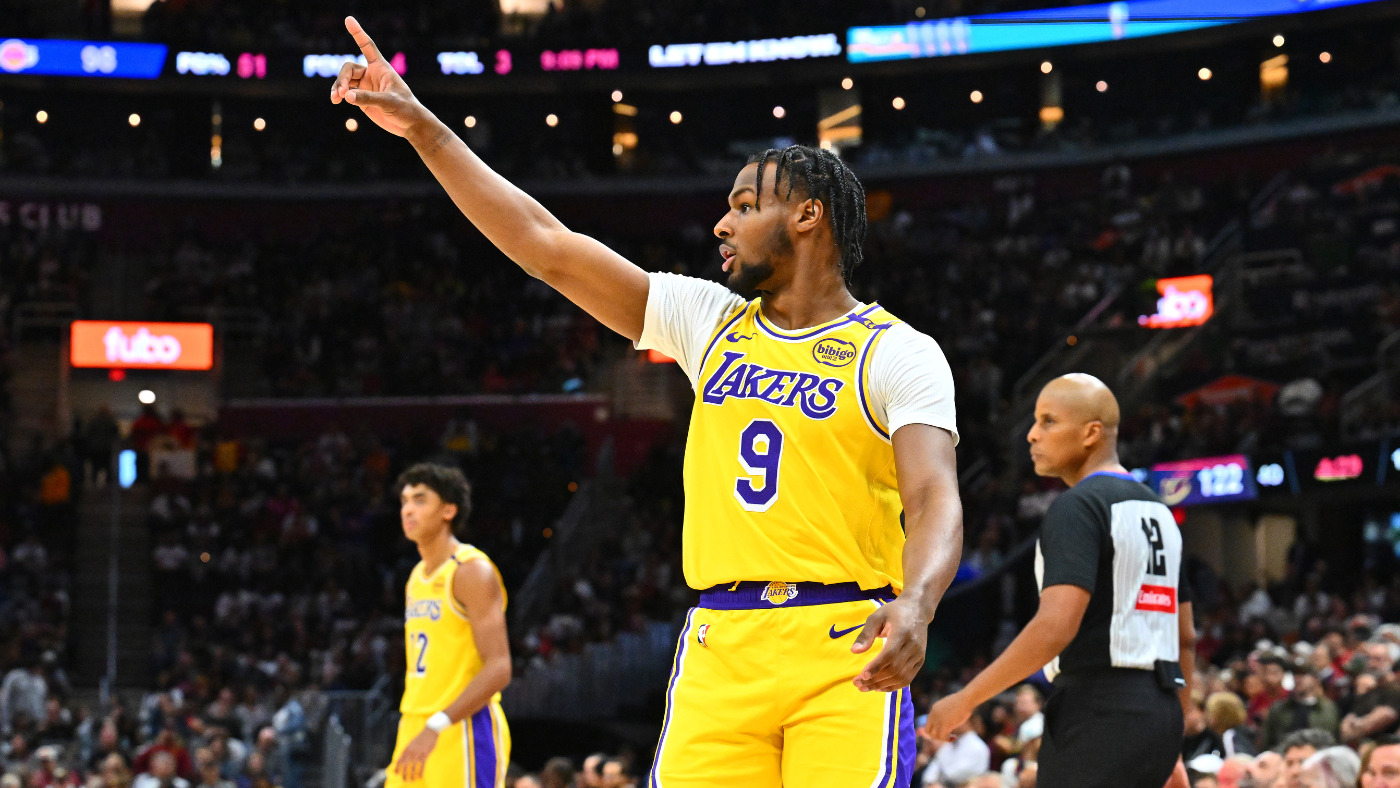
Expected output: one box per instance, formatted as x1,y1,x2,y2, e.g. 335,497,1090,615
760,582,799,605
697,624,710,647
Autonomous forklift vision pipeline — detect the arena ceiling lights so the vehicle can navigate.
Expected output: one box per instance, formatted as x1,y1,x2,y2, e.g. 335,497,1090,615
846,0,1390,63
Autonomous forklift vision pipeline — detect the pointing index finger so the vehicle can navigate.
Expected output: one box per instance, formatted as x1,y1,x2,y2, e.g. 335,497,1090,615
344,16,383,64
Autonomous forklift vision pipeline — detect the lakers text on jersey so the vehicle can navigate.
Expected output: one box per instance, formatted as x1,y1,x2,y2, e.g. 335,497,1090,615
681,301,907,591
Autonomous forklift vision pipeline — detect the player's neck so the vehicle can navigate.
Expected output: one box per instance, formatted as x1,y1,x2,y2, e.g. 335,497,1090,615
757,262,858,330
417,529,461,575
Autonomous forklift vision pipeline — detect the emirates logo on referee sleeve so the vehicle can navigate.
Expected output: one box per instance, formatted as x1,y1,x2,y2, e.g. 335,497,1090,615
1135,585,1177,613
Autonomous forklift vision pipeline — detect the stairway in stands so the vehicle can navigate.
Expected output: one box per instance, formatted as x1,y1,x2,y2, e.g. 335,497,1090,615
72,485,152,689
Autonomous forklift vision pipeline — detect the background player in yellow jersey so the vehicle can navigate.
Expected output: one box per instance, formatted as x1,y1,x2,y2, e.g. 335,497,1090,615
389,463,512,788
332,21,964,786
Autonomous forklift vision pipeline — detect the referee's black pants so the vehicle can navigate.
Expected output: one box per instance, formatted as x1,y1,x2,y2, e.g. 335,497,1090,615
1037,667,1183,788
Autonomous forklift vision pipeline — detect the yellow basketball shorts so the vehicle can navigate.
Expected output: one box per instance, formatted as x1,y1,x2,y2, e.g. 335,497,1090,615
386,704,510,788
648,582,916,788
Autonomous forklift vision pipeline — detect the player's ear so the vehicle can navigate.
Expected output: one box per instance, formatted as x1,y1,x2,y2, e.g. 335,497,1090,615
796,197,824,232
441,502,458,528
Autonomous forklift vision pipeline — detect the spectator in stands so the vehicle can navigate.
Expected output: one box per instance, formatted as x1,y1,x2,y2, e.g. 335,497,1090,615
236,752,271,788
132,726,193,783
537,758,574,788
95,754,132,788
598,758,632,788
919,706,991,786
87,721,130,774
1265,672,1340,749
1207,692,1258,757
191,749,232,788
1247,750,1284,788
964,775,1005,788
1187,693,1228,762
202,730,244,782
1,654,47,735
1341,668,1400,746
132,752,188,788
1299,746,1361,788
1252,657,1293,725
1364,738,1400,787
1282,730,1339,788
578,753,606,787
32,746,76,788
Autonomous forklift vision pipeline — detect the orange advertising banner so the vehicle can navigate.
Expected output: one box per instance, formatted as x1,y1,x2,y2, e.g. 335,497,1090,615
70,321,214,370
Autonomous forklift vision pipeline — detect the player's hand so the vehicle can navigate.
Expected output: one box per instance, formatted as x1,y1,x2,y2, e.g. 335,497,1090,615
920,692,973,743
392,727,439,782
330,17,431,137
851,597,927,692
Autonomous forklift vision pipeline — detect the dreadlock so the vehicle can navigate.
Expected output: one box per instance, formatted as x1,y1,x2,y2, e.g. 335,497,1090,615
747,145,867,285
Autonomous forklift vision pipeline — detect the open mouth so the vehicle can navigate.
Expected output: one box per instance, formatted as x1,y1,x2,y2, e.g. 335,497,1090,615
720,246,736,273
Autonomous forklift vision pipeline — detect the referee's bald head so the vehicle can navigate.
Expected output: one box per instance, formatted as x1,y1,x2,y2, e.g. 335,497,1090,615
1028,373,1122,482
1041,373,1120,433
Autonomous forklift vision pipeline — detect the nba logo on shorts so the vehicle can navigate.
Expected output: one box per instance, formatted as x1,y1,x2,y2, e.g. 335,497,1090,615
760,582,799,605
697,624,710,647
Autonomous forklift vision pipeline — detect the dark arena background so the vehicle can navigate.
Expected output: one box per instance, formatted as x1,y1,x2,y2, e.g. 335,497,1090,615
3,0,1400,786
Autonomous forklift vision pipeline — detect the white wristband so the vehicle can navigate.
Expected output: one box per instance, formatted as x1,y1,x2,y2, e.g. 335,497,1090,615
426,712,452,733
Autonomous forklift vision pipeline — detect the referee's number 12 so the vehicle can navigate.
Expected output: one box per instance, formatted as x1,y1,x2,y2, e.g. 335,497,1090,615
1141,518,1167,577
735,419,784,512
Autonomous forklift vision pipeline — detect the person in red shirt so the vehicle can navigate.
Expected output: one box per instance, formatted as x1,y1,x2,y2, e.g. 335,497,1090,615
132,726,195,782
1247,656,1290,726
129,406,166,454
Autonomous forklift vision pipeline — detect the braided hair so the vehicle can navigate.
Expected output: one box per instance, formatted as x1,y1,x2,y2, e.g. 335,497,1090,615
747,145,867,285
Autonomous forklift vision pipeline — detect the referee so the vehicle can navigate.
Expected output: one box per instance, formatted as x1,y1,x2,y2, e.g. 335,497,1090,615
923,373,1188,788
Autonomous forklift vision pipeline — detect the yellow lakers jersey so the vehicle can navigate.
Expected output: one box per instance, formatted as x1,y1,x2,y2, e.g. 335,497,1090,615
400,543,506,714
682,300,906,591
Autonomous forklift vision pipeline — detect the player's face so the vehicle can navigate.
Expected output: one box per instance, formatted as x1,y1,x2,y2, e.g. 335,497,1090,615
714,162,795,298
399,483,455,544
1365,744,1400,788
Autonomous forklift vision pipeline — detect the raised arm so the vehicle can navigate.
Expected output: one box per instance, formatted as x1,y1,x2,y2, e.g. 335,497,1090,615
330,17,649,340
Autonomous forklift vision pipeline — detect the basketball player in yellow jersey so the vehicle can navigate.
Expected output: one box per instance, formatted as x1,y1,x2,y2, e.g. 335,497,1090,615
388,463,511,788
332,22,964,786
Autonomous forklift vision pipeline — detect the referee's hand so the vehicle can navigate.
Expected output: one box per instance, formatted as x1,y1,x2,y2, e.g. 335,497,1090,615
921,692,973,743
851,597,927,692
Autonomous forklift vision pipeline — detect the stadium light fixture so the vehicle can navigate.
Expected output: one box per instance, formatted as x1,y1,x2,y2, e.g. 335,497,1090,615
1273,34,1285,47
138,389,156,404
1319,51,1332,63
1040,60,1053,74
915,6,926,17
128,113,141,127
36,109,48,123
611,90,623,102
465,115,477,128
545,113,559,127
970,90,983,103
892,96,906,110
669,111,682,124
1198,67,1212,81
841,77,853,90
1096,80,1108,92
773,105,786,118
345,118,358,131
253,117,266,130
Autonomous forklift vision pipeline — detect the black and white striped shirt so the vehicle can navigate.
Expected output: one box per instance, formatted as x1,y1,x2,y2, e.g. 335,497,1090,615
1034,471,1187,680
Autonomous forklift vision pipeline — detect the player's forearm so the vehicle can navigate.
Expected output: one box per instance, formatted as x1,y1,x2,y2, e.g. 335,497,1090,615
405,115,574,280
441,658,512,723
899,492,963,625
